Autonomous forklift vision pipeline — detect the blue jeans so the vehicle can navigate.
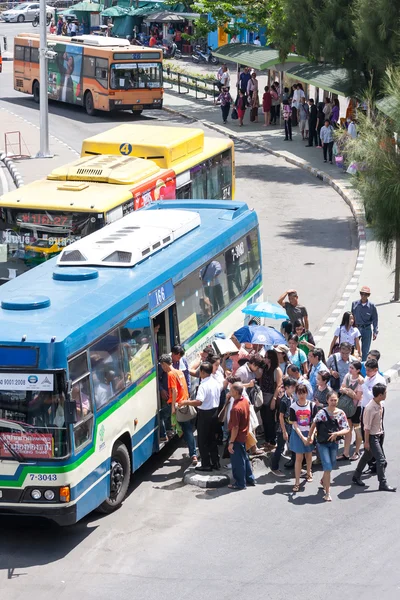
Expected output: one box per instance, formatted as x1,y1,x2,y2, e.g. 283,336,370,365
360,326,372,361
231,441,255,488
180,418,196,458
271,431,286,470
317,442,338,472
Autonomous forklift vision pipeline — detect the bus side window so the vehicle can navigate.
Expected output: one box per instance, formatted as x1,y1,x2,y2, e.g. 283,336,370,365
120,312,154,385
89,329,125,410
83,56,95,78
24,47,30,63
95,58,108,88
15,45,24,61
68,353,94,452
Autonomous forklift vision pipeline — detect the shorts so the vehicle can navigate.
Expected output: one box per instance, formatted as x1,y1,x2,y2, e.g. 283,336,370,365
299,119,307,133
352,406,361,424
317,441,338,471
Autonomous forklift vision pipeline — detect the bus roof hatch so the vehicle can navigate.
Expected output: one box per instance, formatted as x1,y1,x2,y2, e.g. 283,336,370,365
57,209,201,268
81,125,205,169
47,154,161,185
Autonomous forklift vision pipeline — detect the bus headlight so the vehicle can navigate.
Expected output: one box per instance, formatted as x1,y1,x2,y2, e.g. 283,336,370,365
153,99,161,104
31,489,42,500
44,489,55,501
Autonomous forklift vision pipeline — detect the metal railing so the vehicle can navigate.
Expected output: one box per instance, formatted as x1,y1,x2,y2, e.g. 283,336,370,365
163,67,220,101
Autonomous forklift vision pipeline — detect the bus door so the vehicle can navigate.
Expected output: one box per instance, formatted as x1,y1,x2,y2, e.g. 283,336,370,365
149,279,179,444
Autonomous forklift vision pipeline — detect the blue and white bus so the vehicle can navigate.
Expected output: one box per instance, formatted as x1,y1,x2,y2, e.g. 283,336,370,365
0,201,262,525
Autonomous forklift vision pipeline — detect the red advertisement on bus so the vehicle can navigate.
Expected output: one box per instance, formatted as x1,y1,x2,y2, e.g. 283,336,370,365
132,171,176,210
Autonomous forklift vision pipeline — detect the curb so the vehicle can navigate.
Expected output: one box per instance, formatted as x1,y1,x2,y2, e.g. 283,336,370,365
183,466,230,488
0,152,24,187
164,102,400,385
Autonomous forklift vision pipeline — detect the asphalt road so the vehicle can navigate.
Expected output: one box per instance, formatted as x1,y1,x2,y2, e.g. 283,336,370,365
0,60,357,331
2,382,399,600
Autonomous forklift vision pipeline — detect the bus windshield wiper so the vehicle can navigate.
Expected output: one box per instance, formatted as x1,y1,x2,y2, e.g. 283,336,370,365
0,432,25,462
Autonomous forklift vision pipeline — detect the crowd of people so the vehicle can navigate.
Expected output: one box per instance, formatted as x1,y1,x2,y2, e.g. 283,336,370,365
214,67,357,164
158,284,396,500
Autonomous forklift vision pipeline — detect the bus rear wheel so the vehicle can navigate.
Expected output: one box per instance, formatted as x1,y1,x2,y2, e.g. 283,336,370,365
33,80,40,103
84,91,95,116
131,109,143,116
97,442,131,514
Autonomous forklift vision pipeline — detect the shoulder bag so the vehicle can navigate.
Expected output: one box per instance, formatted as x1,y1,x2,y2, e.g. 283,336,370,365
175,403,197,423
337,374,357,418
316,409,340,444
331,328,341,355
329,355,341,391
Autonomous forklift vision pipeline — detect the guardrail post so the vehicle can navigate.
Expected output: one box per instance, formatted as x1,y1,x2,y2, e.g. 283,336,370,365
178,72,180,94
3,37,7,52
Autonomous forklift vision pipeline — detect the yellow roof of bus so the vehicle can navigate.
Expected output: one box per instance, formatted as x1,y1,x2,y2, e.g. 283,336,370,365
81,124,234,172
0,155,167,213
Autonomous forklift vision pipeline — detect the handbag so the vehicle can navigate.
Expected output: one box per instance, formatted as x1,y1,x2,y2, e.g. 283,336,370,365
175,403,196,423
245,430,257,451
316,409,340,444
231,107,238,120
337,375,357,418
331,329,341,355
329,355,340,391
253,384,263,409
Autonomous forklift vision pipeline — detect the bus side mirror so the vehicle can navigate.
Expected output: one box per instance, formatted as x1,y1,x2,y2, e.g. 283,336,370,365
64,379,77,424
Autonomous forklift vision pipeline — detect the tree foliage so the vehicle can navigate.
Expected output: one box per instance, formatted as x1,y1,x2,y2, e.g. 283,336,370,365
344,68,400,298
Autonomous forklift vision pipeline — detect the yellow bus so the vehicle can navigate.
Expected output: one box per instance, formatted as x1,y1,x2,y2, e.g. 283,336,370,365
14,34,163,115
81,124,235,200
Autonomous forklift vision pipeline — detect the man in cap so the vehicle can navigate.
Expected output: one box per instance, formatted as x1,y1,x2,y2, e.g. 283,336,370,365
351,286,378,361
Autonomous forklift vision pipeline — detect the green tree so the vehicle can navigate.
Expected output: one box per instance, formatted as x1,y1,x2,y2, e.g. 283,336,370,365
344,68,400,299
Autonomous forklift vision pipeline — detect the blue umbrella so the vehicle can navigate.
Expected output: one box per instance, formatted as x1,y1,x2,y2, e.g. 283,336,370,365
242,301,288,320
234,325,286,346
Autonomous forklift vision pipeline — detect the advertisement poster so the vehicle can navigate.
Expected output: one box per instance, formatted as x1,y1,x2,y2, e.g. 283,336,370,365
133,174,176,210
129,347,153,382
0,432,53,459
48,44,84,105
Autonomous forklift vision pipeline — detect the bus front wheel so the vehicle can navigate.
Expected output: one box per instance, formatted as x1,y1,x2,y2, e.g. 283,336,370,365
98,442,131,514
84,91,95,116
33,80,40,103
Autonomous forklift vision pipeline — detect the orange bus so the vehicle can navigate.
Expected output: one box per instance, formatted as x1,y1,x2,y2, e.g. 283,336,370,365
14,34,163,115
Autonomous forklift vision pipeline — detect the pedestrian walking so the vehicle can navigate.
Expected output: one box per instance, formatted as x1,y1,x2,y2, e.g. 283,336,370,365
282,99,292,140
360,358,386,409
313,370,332,408
216,87,233,124
351,286,378,361
158,355,197,465
338,360,363,460
352,384,396,492
275,344,290,375
250,89,260,123
270,83,279,125
239,66,251,94
297,97,309,140
180,362,222,472
263,86,272,126
236,90,247,127
320,119,335,163
287,334,308,375
328,311,361,357
57,16,63,35
316,101,325,147
308,349,329,393
306,99,318,146
247,72,259,103
289,384,316,491
260,349,283,449
287,364,314,401
327,342,355,391
271,377,297,476
227,383,256,489
277,288,309,329
307,391,350,502
293,319,315,356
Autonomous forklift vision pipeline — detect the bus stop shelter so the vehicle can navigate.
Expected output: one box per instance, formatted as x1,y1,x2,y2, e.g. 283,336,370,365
211,44,307,72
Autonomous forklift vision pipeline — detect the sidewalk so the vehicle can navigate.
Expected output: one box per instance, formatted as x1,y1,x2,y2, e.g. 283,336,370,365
0,106,79,190
163,90,399,377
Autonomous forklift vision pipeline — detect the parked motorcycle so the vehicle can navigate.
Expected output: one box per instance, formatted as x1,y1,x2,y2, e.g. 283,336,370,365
191,45,219,65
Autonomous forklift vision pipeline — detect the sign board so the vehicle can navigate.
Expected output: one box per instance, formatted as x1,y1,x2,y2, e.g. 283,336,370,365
0,432,53,459
148,280,174,314
0,373,54,391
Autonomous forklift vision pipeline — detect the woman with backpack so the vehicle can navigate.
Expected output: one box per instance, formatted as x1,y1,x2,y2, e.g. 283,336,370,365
307,391,350,502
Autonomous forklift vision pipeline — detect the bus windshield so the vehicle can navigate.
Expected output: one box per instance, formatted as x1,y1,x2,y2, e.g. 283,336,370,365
0,372,68,459
110,63,162,90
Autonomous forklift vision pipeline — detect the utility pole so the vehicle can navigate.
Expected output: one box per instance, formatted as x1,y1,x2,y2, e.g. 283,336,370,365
37,0,53,157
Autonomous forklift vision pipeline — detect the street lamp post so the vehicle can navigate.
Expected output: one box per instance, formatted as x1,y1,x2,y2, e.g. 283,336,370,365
37,0,53,157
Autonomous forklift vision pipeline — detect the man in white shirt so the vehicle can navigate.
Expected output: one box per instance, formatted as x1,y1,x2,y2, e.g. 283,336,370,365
180,362,222,471
361,359,386,408
253,36,261,46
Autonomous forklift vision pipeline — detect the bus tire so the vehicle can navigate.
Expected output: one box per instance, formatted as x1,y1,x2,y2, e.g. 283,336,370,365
84,91,95,116
33,80,40,103
131,109,143,116
97,442,131,514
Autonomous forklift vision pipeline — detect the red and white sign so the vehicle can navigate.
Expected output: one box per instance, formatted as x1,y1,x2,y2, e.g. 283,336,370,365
132,172,176,210
0,432,53,459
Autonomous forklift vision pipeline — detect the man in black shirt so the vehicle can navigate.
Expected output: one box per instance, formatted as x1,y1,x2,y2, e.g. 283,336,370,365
306,98,318,147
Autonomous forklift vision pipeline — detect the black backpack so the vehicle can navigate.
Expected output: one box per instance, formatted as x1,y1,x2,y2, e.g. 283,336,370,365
316,409,340,444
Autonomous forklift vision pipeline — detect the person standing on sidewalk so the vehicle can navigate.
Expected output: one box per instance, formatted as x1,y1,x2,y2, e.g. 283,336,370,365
278,289,309,329
283,99,293,141
216,87,233,124
320,119,335,163
351,286,379,361
352,383,396,492
316,102,325,148
297,97,309,140
271,377,297,476
227,382,256,489
236,90,247,127
270,83,279,125
306,99,318,147
263,86,272,126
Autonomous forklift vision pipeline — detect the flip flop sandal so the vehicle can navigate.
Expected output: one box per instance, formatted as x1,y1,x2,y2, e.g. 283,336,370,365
292,483,300,492
323,494,332,502
306,474,313,482
350,453,360,461
337,454,350,461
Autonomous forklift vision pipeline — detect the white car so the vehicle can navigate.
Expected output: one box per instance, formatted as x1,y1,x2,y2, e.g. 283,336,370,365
2,3,54,23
